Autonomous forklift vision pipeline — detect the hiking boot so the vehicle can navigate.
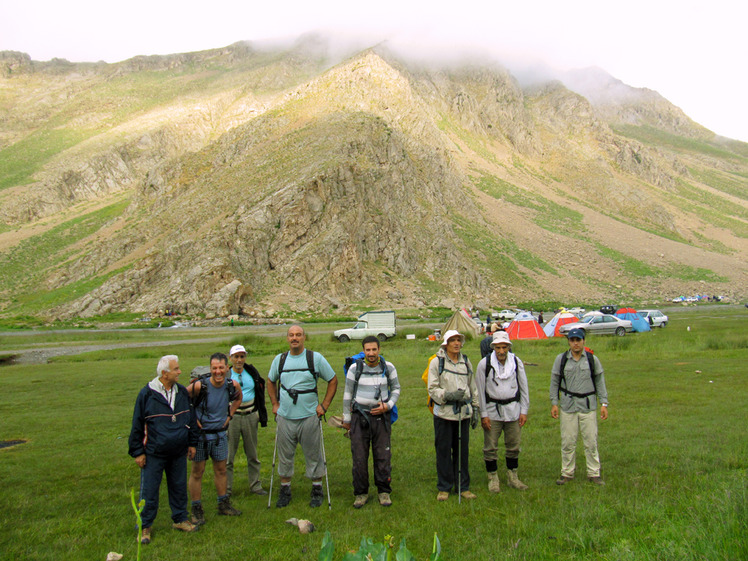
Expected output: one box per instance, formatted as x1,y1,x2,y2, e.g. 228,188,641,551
190,503,206,526
460,490,477,500
140,527,151,544
378,493,392,507
252,488,268,496
353,494,369,509
436,491,449,501
172,520,199,533
507,469,529,490
487,471,501,493
218,496,242,516
588,476,606,486
276,485,292,508
556,475,574,485
309,485,324,508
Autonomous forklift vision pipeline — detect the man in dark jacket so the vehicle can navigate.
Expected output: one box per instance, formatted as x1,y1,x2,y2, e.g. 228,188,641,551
226,344,268,497
129,355,199,544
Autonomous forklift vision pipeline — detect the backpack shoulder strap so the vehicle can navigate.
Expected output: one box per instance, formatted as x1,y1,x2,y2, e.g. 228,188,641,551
558,352,568,398
585,351,596,392
306,349,317,380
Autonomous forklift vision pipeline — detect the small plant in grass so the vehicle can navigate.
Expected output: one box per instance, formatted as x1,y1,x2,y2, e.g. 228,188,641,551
317,531,442,561
130,488,145,561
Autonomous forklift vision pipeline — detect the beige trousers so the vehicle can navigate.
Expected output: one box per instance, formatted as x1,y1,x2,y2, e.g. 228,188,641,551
559,409,600,478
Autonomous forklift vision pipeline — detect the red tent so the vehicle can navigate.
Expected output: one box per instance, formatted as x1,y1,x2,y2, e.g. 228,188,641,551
506,317,548,340
616,307,638,314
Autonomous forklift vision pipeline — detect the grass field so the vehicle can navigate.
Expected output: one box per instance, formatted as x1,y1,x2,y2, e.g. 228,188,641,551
0,307,746,560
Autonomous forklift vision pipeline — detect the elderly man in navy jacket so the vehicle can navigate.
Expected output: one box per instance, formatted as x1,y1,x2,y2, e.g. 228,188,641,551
129,355,199,544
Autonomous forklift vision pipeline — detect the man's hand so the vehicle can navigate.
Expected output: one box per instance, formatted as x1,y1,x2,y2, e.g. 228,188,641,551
481,417,491,431
370,402,388,416
518,413,528,427
188,447,196,460
135,454,146,468
551,405,559,419
316,404,327,418
600,405,608,420
271,402,280,416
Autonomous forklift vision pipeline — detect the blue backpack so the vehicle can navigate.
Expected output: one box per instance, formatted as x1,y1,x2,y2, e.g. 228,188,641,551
344,352,398,424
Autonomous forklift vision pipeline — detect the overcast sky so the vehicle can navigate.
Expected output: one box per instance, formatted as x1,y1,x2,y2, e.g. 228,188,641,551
3,0,747,142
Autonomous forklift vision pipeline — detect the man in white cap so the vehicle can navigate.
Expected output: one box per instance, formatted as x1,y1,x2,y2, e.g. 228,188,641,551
226,344,268,498
427,330,479,501
475,331,530,493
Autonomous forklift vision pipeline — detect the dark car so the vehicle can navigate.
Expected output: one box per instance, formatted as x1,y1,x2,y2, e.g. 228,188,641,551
600,305,616,315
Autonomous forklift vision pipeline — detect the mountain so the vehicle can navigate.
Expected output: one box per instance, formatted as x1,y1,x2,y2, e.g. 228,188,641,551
0,36,746,319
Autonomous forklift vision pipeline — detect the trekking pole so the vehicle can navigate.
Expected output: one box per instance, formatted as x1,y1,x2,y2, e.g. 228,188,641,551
457,414,462,505
267,429,278,509
319,417,332,510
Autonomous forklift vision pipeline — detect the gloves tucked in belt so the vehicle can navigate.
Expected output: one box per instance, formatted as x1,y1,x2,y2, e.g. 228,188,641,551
470,407,480,429
443,389,466,402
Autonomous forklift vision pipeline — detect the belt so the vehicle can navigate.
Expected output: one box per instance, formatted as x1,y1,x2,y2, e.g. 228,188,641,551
235,401,256,415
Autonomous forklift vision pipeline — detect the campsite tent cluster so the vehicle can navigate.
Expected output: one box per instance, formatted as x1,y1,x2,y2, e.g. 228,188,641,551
442,306,654,342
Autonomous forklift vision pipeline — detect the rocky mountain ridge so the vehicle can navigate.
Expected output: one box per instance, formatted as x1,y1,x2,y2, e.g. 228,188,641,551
0,37,745,318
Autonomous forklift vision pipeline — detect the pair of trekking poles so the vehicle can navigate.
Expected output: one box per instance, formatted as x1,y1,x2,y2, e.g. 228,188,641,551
267,416,331,510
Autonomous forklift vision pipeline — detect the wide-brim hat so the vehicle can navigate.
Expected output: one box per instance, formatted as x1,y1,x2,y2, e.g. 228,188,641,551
491,331,512,347
441,329,465,346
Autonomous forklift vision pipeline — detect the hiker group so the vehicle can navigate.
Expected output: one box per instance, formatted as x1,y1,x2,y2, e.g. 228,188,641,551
128,323,608,544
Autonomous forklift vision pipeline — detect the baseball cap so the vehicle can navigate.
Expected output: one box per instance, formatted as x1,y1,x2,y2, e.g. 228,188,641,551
229,344,247,356
566,328,585,340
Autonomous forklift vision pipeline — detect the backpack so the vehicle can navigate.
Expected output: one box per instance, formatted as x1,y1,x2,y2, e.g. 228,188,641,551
189,368,239,428
421,353,471,414
346,356,398,424
483,355,521,408
277,349,318,404
557,348,597,408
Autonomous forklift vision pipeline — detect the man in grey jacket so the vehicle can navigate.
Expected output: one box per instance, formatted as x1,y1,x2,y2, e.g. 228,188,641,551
427,330,480,501
476,331,529,492
549,328,609,485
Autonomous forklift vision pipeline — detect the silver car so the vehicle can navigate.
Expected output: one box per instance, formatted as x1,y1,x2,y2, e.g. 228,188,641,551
559,314,633,337
638,309,669,328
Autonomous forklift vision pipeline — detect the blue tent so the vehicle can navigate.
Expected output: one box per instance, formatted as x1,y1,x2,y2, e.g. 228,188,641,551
615,308,651,332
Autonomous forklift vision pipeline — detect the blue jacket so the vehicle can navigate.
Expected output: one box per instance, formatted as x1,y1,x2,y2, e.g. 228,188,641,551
128,383,198,458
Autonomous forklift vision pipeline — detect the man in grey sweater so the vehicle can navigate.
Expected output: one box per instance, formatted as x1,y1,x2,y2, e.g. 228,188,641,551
550,328,609,485
342,336,400,508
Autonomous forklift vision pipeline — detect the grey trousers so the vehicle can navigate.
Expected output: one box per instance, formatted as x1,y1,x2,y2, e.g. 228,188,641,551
226,406,262,495
482,419,521,470
276,414,325,480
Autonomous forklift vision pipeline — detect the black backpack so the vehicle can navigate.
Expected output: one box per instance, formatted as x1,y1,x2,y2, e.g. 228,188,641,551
483,355,521,407
190,370,238,429
277,349,318,404
557,350,597,408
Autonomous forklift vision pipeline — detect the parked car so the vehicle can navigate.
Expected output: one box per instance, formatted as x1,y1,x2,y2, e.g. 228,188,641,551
559,314,633,337
638,309,668,328
567,307,586,316
599,305,616,315
492,309,517,321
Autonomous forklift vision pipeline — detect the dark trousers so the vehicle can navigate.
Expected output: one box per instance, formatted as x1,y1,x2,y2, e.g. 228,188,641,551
350,410,392,495
433,416,470,492
139,453,189,528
